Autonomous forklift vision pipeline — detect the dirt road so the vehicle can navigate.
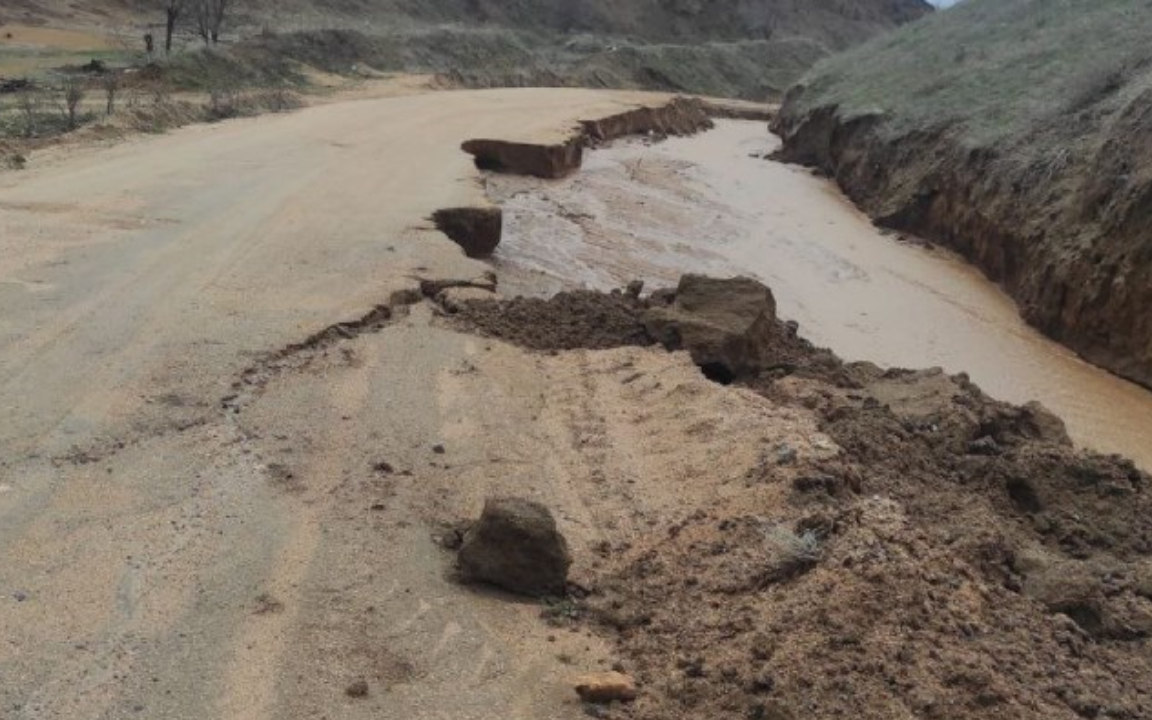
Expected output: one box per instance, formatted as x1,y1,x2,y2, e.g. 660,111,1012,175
0,87,764,720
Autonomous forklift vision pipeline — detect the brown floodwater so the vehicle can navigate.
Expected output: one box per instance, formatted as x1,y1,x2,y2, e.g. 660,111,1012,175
488,120,1152,470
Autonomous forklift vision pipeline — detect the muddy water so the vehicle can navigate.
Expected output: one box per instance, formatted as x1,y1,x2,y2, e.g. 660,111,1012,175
488,120,1152,469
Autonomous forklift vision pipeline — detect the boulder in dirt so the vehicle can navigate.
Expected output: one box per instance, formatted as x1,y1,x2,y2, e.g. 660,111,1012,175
574,671,637,704
641,274,778,382
458,497,572,597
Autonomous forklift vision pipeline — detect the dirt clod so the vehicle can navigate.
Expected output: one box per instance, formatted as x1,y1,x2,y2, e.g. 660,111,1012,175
458,497,572,597
344,679,369,698
452,290,654,351
642,274,779,382
432,206,503,258
574,671,638,704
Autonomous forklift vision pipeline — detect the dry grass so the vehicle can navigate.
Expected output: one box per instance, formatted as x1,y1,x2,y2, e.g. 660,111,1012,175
792,0,1152,149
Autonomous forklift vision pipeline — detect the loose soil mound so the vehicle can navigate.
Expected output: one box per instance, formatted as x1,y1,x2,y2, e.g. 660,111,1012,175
452,282,1152,720
450,278,838,375
452,291,654,351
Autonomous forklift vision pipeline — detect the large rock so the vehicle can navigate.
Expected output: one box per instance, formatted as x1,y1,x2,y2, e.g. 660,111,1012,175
431,206,503,258
642,275,778,382
458,497,572,597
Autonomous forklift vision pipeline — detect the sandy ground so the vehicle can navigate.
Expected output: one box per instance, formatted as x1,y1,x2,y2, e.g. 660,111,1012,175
488,121,1152,469
0,87,797,720
4,80,1148,720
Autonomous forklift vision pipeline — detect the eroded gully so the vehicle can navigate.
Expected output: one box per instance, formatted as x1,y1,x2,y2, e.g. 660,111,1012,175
487,119,1152,470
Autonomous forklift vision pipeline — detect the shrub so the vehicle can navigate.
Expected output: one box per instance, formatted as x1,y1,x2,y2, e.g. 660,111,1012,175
760,523,822,582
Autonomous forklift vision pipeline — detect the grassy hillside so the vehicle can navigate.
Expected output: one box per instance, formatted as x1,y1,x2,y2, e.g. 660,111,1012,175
788,0,1152,148
3,0,932,99
773,0,1152,387
25,0,931,45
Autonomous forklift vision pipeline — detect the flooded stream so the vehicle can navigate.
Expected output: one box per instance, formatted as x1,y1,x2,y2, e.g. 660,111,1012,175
489,120,1152,469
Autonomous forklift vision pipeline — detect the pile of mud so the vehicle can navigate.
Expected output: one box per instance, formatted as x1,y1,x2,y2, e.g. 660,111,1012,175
449,276,836,376
450,289,655,351
589,365,1152,720
450,278,1152,720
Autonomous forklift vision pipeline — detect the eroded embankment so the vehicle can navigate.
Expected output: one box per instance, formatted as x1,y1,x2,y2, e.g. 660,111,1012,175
770,102,1152,390
443,276,1152,720
460,97,714,180
437,97,717,258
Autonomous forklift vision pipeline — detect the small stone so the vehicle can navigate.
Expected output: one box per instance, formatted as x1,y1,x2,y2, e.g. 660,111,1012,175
682,657,706,678
775,443,797,465
625,280,644,298
12,591,28,602
747,670,775,694
967,436,1000,456
432,444,446,455
574,671,637,704
1134,565,1152,600
345,679,369,698
438,286,502,313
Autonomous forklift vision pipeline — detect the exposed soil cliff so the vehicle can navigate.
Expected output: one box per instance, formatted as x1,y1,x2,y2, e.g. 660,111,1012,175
438,98,714,257
772,0,1152,389
463,97,713,179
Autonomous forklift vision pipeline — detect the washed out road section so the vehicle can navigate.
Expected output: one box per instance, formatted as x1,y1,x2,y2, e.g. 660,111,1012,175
489,120,1152,469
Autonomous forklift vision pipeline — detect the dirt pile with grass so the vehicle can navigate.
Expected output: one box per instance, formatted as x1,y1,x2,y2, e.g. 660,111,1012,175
773,0,1152,389
452,278,1152,720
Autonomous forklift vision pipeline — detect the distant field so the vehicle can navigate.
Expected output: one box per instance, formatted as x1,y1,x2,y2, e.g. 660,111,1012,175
0,23,127,77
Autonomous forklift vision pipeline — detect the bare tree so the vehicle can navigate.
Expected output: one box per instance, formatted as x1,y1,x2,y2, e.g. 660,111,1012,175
16,90,39,138
163,0,184,55
102,74,120,116
60,77,86,131
193,0,233,45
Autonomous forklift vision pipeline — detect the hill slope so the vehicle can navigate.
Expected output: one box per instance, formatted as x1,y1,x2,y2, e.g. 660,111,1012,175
773,0,1152,387
16,0,931,44
3,0,933,98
